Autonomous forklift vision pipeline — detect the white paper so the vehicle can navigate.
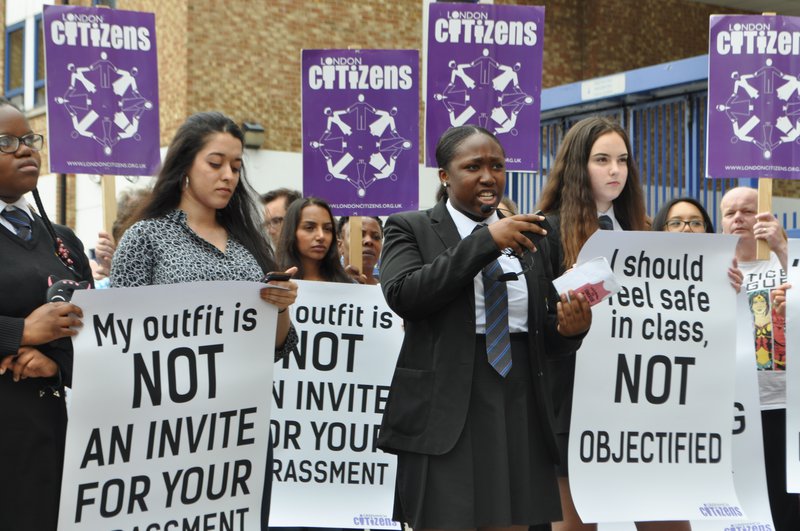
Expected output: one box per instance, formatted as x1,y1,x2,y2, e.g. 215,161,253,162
553,256,621,306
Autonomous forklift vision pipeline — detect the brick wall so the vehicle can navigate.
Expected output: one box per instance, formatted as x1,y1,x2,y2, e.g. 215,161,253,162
3,0,798,200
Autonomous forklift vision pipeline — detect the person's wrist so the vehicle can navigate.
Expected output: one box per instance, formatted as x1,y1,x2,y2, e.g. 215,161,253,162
278,307,287,314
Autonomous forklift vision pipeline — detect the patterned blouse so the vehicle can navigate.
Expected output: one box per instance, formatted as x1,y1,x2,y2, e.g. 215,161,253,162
111,209,297,356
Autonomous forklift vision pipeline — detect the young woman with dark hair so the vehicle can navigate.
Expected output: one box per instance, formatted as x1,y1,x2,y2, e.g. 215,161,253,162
110,111,297,315
110,111,298,529
276,197,352,283
650,196,715,234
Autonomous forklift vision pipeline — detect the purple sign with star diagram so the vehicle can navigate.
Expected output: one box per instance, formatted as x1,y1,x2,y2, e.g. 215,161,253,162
707,15,800,179
43,5,160,176
425,3,544,171
302,49,419,216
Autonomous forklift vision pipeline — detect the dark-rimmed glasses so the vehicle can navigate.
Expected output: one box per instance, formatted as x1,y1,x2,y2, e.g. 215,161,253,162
665,218,706,232
0,134,44,154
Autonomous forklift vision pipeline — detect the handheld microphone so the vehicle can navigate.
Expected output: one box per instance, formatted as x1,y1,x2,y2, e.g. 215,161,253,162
479,204,551,245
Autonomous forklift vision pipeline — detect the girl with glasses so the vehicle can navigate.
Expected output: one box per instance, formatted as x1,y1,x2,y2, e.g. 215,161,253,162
0,98,93,530
651,197,743,292
651,197,715,234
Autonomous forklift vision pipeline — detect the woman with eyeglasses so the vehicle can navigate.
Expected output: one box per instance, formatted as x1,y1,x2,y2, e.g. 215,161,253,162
537,116,690,531
650,197,715,234
377,125,591,531
0,98,93,529
651,197,743,292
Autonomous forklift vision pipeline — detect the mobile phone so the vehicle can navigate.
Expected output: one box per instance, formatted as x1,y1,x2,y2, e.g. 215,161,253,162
262,271,292,283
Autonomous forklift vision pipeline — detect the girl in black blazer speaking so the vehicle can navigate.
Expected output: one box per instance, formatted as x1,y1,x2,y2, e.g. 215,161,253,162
377,125,592,531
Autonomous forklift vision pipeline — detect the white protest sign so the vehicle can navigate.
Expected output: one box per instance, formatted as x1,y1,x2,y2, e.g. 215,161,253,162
690,292,775,530
569,232,741,522
59,281,276,530
600,293,774,531
786,240,800,492
269,281,402,528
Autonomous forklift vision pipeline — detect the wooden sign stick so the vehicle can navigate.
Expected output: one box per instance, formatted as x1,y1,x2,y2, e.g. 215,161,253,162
757,11,776,261
348,216,363,279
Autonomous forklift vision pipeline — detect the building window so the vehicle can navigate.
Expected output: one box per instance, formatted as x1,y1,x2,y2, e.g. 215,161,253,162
34,15,45,106
5,21,24,108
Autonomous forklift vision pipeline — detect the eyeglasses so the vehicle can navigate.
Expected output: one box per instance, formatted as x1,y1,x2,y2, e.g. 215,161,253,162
0,134,44,154
489,248,534,282
665,218,706,232
266,216,284,228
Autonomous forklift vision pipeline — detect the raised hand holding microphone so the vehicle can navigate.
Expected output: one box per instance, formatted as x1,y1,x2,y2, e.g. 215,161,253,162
480,204,550,255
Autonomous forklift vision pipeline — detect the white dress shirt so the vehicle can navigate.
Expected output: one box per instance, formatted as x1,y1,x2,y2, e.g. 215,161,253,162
446,200,529,333
598,205,623,231
0,197,34,235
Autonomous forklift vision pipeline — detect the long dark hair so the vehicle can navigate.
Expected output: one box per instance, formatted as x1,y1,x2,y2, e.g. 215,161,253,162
651,197,715,233
277,197,351,282
434,125,505,202
0,98,78,272
537,116,647,269
134,111,275,273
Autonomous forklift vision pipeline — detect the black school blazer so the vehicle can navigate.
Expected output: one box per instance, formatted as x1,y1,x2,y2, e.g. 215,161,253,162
377,200,585,460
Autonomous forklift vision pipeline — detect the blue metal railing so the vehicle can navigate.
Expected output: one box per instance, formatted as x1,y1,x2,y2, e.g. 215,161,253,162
505,54,798,232
506,92,766,232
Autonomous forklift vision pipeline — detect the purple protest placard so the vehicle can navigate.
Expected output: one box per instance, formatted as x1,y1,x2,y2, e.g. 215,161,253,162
425,3,544,171
707,15,800,179
43,5,160,176
302,49,419,216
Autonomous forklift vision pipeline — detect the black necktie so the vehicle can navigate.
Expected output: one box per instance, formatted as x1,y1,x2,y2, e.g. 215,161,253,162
2,208,32,240
598,215,613,231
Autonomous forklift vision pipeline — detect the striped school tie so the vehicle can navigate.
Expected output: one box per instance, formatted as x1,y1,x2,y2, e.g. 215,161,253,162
2,207,32,240
483,258,512,377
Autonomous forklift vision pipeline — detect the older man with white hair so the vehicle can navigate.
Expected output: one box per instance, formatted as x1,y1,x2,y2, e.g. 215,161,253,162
720,186,796,530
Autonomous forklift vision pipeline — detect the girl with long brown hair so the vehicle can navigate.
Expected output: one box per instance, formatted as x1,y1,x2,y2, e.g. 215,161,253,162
538,116,689,531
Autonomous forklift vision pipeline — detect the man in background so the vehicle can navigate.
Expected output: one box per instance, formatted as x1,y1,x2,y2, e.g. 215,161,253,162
720,186,796,531
261,188,301,246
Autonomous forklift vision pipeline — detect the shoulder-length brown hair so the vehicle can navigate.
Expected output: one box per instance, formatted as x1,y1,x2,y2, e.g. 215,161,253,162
537,116,646,269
